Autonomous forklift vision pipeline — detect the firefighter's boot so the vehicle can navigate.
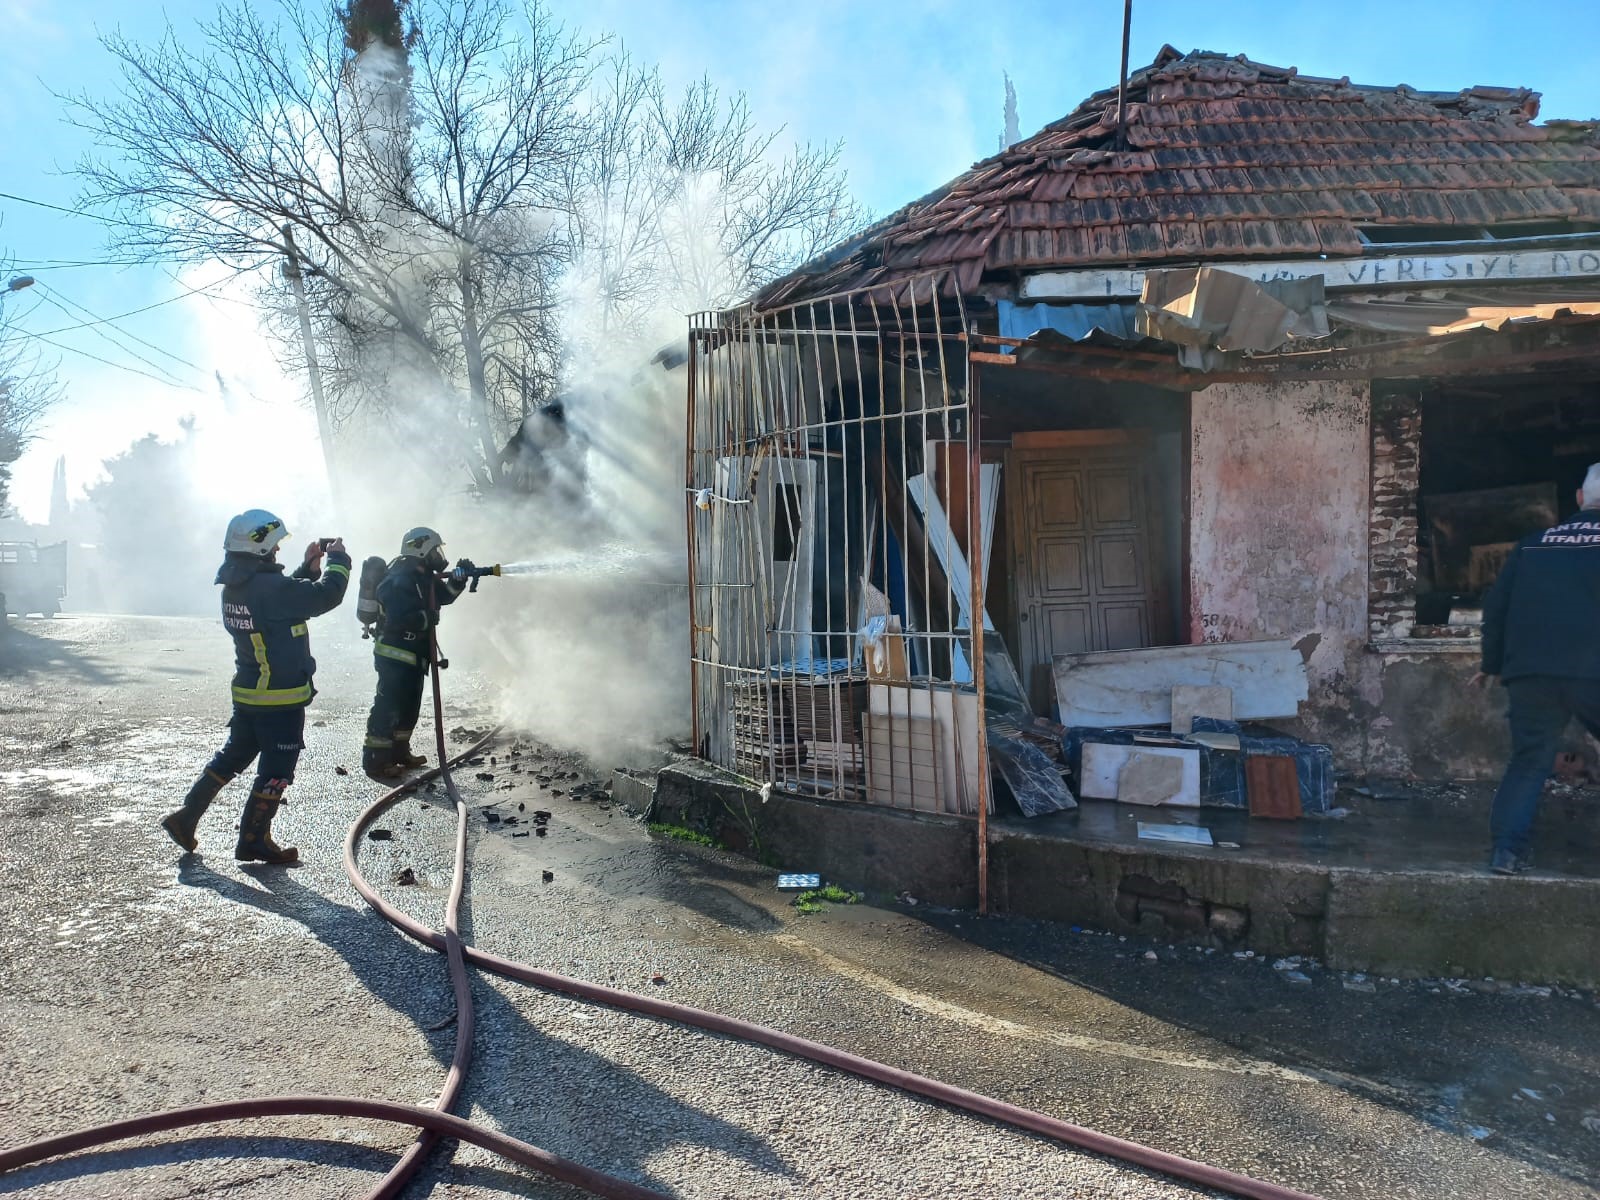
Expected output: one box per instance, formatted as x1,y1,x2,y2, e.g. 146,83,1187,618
160,769,229,853
393,734,427,769
363,745,403,781
234,788,299,865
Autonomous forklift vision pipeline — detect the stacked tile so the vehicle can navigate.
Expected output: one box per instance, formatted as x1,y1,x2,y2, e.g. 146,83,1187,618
730,680,800,777
788,677,868,795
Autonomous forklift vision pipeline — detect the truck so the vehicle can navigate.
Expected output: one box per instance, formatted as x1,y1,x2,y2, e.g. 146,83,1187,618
0,540,68,618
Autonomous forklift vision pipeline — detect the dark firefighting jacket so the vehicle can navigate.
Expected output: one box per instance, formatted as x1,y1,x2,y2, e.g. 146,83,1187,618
372,557,465,670
1482,509,1600,682
217,550,351,708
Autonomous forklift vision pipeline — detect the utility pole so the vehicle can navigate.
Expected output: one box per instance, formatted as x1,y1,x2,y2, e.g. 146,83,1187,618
280,225,341,509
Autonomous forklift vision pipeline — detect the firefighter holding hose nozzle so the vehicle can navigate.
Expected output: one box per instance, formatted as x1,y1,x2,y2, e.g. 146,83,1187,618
360,526,482,780
160,510,351,865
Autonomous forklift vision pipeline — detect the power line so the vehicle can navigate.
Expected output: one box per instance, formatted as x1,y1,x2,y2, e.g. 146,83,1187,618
24,329,203,392
31,288,196,386
8,258,163,271
0,189,142,229
35,284,205,377
30,270,251,337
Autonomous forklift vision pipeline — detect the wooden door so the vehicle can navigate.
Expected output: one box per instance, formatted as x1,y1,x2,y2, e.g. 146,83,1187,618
1006,442,1168,712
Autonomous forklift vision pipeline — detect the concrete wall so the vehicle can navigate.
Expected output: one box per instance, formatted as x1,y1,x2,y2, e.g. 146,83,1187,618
1189,381,1372,760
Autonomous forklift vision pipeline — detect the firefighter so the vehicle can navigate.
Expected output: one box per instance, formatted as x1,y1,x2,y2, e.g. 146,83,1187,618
361,527,475,780
160,510,351,864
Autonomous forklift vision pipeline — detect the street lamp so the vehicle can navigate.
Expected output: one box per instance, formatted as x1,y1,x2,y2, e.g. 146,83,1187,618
6,275,35,292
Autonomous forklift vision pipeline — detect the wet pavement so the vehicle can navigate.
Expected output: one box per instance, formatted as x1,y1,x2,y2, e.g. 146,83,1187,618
1002,787,1600,879
2,613,1599,1199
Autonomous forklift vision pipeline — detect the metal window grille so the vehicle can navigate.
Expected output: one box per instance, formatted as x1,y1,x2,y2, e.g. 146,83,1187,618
685,273,992,842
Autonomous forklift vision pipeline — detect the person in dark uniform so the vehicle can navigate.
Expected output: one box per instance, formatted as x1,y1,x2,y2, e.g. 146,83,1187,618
160,510,350,864
1476,463,1600,875
361,526,474,780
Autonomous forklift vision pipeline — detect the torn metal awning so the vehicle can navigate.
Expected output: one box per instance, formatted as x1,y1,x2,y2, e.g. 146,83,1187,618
1137,266,1331,366
997,298,1141,345
1325,283,1600,336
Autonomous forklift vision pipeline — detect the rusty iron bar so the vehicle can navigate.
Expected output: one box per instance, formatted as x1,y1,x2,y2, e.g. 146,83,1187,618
968,363,989,913
685,329,702,758
1114,0,1134,148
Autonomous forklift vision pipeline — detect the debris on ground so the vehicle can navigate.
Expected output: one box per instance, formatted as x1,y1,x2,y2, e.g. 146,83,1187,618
367,828,393,841
393,867,417,886
542,870,554,883
334,765,349,776
475,772,495,782
536,827,548,837
1284,971,1313,986
651,973,667,985
1343,975,1377,993
512,831,529,838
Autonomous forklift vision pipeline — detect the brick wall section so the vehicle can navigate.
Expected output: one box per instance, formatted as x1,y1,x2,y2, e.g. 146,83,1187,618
1369,393,1422,638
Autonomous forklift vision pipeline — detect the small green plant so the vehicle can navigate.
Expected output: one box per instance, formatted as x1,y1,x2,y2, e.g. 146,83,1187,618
647,823,718,848
792,884,861,915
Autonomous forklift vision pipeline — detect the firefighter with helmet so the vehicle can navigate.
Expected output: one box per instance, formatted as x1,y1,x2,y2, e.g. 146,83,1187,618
362,526,475,779
160,510,351,864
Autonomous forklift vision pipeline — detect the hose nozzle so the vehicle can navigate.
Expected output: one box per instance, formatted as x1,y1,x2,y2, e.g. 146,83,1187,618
460,562,502,592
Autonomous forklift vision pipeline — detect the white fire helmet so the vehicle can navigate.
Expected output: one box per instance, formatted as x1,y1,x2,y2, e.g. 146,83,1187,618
224,509,290,557
400,526,447,571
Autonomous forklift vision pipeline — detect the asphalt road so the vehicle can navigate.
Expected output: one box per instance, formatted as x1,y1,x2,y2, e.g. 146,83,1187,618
1,613,1597,1199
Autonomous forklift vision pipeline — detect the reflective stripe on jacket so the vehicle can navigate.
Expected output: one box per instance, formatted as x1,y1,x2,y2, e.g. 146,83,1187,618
218,551,351,708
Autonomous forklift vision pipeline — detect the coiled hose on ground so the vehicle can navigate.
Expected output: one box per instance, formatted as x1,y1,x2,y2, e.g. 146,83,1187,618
0,646,1325,1200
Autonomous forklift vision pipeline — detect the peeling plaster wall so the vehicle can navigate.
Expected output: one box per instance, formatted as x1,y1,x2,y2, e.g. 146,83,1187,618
1190,381,1371,762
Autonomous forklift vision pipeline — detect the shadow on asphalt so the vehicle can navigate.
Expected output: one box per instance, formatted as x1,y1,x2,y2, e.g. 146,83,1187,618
0,623,124,685
910,906,1600,1192
168,858,795,1197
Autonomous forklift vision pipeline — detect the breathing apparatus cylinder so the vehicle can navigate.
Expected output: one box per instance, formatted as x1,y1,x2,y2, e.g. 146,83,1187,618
357,556,387,637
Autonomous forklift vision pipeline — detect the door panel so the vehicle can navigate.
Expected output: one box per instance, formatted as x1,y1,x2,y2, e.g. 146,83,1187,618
1007,441,1169,711
1039,539,1088,594
1089,468,1137,525
1096,537,1143,590
1101,603,1149,650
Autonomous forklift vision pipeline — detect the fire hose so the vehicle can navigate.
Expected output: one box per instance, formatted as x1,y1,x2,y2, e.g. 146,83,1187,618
0,616,1327,1200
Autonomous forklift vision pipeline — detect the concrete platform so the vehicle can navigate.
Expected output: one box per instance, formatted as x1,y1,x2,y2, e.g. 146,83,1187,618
640,761,1600,987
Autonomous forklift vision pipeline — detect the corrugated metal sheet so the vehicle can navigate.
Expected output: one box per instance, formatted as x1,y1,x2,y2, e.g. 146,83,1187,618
753,47,1600,311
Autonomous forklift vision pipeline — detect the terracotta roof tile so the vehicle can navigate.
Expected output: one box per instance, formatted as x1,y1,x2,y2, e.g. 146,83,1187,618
755,49,1600,309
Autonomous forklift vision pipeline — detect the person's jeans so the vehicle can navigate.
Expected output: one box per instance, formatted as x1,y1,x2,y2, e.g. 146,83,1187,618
1490,676,1600,856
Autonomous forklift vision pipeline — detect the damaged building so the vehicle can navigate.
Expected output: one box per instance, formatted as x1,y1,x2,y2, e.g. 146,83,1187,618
674,48,1600,951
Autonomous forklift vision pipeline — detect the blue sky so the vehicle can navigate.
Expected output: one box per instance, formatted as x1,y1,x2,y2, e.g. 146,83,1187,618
2,0,1596,522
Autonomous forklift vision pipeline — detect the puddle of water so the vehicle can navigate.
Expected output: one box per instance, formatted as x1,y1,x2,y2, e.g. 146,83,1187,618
1,767,104,795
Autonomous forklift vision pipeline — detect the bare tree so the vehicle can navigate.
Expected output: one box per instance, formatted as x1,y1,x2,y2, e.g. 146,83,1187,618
564,56,864,341
69,0,591,487
68,0,863,491
0,274,62,516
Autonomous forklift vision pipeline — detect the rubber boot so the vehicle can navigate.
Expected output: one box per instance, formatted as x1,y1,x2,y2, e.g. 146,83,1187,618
393,736,427,769
234,790,299,865
363,746,403,781
160,769,229,853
